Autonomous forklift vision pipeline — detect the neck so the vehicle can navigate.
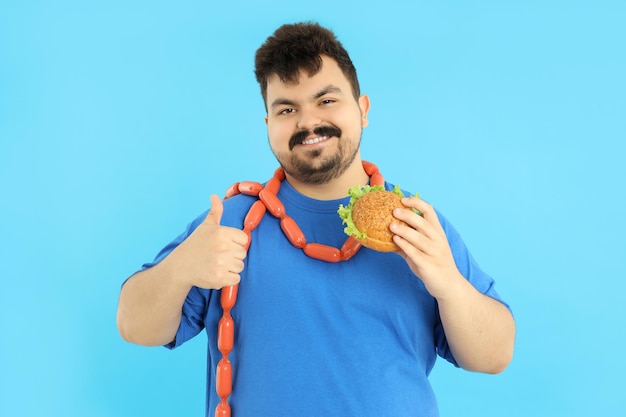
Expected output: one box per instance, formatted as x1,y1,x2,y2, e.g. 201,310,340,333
285,158,370,200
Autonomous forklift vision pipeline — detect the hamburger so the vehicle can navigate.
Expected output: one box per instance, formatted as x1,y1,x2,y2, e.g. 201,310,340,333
338,185,420,252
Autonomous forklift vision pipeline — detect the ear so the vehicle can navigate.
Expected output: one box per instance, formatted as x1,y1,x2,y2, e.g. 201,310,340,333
358,94,371,128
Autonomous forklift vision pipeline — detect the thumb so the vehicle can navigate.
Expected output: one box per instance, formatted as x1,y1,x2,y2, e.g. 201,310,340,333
204,194,224,225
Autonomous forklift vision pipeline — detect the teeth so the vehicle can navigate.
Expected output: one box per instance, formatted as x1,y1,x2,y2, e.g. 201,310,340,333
302,136,329,145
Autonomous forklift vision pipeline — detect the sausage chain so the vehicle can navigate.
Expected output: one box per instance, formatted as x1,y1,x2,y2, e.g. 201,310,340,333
213,161,384,416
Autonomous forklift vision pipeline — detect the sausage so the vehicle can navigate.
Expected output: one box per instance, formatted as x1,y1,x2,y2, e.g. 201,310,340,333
244,200,266,231
370,172,384,186
214,401,231,417
264,177,281,195
220,285,239,311
340,236,361,260
224,182,240,199
303,243,341,262
217,316,234,354
259,189,285,218
273,167,286,181
280,216,306,248
237,181,264,196
362,160,378,176
215,358,232,398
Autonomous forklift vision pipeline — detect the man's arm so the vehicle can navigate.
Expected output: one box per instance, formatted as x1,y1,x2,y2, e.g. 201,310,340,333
391,197,515,373
116,260,194,346
116,195,249,346
432,273,515,373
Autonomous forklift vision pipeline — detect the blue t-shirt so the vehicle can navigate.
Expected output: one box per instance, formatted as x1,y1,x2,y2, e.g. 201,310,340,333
142,180,508,417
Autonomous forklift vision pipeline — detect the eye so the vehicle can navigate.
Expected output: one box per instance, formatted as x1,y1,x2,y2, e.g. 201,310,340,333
320,99,335,105
278,107,295,115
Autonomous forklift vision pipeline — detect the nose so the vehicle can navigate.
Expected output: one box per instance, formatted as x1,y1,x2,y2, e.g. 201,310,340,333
296,107,323,131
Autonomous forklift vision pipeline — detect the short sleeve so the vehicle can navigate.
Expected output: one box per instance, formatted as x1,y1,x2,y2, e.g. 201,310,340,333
135,211,212,349
433,209,511,366
164,285,210,349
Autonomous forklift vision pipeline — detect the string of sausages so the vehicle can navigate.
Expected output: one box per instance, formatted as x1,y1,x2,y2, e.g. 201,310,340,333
213,161,384,416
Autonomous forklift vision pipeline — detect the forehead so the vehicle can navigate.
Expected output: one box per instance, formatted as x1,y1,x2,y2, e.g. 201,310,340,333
265,56,352,102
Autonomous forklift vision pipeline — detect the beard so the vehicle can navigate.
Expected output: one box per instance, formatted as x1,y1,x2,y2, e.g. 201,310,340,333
271,124,361,185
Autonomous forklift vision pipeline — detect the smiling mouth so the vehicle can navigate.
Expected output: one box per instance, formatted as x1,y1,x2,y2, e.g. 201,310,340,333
301,135,331,145
290,125,342,150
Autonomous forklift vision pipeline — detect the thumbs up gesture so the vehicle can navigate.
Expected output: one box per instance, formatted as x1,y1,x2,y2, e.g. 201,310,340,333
166,194,249,290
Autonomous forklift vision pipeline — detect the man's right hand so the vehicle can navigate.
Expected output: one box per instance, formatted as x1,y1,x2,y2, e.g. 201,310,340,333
165,194,249,290
117,194,249,345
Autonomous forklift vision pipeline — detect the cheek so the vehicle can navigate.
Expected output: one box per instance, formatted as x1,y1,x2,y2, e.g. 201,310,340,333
333,108,362,130
267,122,290,148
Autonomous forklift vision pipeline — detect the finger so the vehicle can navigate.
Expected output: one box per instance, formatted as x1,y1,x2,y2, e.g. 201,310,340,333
392,234,420,259
393,206,430,235
400,197,444,233
401,196,430,216
390,220,429,252
231,242,249,259
204,194,224,225
212,270,241,288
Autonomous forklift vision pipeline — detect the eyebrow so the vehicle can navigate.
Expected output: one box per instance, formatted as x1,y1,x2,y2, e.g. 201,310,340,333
313,85,343,99
270,84,344,111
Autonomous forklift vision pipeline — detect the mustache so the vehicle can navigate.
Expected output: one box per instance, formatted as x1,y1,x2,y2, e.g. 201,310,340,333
289,125,342,150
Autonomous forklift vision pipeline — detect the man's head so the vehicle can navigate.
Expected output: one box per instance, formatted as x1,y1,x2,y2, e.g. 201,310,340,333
255,22,360,108
256,22,370,188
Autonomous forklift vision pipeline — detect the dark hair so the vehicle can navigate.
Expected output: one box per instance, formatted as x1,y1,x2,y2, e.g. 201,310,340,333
254,22,360,106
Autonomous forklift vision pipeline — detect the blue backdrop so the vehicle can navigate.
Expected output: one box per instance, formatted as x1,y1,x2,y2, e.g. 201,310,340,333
1,1,625,416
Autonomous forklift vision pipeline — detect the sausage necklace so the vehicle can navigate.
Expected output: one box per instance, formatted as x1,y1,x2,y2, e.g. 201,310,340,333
213,160,384,417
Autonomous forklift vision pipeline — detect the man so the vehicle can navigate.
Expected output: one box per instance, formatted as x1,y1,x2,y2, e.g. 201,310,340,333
117,22,515,417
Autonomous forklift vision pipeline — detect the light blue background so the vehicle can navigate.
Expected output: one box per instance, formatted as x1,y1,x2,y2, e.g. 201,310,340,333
1,1,625,416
